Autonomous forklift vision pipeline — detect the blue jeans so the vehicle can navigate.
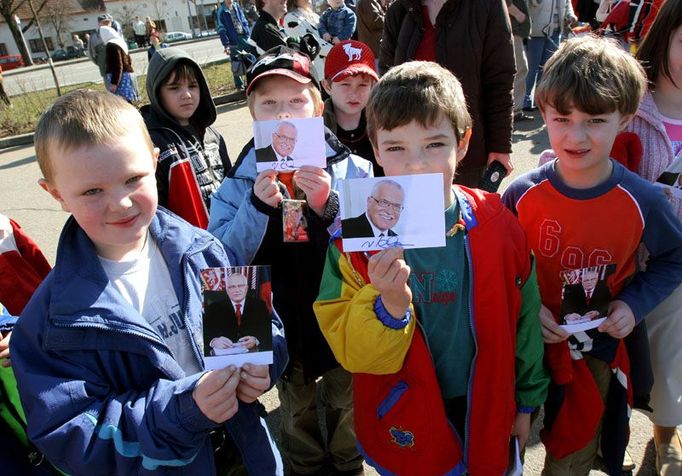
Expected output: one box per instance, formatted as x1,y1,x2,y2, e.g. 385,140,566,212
524,33,560,109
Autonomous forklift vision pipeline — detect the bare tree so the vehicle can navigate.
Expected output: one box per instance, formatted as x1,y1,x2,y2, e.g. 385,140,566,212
0,0,49,64
40,0,75,48
109,0,143,40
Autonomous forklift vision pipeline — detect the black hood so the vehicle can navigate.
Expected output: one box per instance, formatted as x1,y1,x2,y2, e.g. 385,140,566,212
144,47,216,128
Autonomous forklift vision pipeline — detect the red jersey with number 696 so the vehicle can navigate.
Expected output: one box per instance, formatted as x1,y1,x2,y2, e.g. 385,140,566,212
502,159,682,326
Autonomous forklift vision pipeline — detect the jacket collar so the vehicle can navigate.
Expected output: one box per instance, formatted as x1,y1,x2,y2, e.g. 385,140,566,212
635,92,668,136
49,208,209,332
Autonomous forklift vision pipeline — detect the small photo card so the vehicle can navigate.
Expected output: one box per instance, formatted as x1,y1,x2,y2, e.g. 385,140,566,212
253,117,326,172
339,173,445,252
282,199,309,243
201,265,274,369
559,263,616,334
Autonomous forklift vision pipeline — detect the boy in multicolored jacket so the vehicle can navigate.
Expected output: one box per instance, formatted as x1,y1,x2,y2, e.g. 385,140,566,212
313,61,549,475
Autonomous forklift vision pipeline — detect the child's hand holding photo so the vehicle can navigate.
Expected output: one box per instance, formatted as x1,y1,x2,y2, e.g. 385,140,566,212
368,247,412,319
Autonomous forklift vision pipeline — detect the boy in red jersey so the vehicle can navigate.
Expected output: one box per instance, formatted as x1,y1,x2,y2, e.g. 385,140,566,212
502,36,682,475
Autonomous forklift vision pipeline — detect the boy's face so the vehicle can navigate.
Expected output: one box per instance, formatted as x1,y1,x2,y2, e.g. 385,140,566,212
542,104,632,183
373,116,469,207
324,74,374,118
250,76,319,121
40,128,159,261
159,71,200,126
328,0,344,9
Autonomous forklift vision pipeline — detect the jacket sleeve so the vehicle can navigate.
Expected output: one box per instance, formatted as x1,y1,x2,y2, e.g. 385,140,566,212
378,3,400,74
340,9,358,39
514,257,550,410
480,0,515,154
318,10,330,36
208,174,269,266
313,243,415,374
618,191,682,322
10,292,216,475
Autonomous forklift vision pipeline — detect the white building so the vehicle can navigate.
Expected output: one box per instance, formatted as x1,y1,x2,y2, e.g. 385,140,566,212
0,0,218,59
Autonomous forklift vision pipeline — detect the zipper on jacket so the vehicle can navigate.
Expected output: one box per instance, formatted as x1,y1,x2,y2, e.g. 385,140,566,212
181,239,216,368
50,320,176,376
462,233,479,471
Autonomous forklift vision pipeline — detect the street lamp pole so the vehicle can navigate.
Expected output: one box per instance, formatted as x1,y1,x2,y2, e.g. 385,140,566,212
14,15,34,66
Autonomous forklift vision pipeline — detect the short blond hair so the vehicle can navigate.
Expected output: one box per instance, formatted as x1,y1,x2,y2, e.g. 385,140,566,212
35,90,154,181
246,77,324,118
535,35,647,116
366,61,471,145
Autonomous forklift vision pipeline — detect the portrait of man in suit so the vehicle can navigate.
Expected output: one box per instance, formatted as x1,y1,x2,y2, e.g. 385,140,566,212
342,179,405,238
560,267,612,323
202,273,272,355
255,121,298,168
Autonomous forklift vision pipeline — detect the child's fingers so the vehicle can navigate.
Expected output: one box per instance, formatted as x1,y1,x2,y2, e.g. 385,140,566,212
242,363,269,378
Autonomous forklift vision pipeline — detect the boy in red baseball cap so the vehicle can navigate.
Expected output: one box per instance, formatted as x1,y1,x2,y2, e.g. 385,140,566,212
322,40,382,175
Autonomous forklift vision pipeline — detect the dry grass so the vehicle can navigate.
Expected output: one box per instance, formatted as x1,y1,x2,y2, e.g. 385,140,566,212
0,61,236,139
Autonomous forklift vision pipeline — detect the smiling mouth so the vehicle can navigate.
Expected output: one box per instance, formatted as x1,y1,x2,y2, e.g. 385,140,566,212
109,215,138,226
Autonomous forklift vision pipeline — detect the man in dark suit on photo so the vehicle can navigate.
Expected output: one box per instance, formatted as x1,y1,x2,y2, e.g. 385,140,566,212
342,179,405,238
255,121,297,168
203,273,272,355
560,267,612,318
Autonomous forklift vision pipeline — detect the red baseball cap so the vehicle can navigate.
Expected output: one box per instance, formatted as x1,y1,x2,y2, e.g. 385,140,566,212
246,46,320,95
324,40,378,82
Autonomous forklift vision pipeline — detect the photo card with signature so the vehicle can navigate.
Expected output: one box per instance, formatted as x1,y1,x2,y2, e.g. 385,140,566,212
558,263,616,334
253,117,326,172
201,265,274,369
339,173,445,252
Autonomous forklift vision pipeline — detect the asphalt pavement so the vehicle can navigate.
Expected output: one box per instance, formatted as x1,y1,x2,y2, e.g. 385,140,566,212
0,101,661,475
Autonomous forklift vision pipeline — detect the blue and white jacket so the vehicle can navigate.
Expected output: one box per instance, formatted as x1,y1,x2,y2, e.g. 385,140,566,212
217,2,251,47
10,208,287,475
209,129,372,381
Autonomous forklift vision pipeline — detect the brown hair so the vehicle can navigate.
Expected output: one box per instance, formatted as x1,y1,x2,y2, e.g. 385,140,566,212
637,0,682,88
535,35,647,116
246,76,324,117
163,61,200,87
105,42,134,87
365,61,471,145
35,89,154,181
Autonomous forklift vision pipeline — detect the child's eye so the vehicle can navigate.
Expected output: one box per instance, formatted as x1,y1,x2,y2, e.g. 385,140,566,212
426,142,445,149
82,188,102,196
588,118,606,124
554,117,569,123
386,146,404,152
126,175,143,185
261,99,276,106
291,97,306,104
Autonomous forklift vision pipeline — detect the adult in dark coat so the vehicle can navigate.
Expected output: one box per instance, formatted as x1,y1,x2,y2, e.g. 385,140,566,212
380,0,515,187
250,0,288,54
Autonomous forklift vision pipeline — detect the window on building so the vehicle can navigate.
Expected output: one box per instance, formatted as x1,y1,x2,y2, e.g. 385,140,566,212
28,37,54,53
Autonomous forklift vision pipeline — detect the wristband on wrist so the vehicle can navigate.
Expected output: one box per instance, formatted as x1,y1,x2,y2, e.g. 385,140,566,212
374,295,411,330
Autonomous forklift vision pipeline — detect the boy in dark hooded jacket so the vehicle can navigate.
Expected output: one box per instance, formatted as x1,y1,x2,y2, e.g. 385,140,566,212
141,47,232,229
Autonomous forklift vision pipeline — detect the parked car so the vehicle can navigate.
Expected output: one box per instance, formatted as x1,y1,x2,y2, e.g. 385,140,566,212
0,54,24,71
51,45,86,62
163,31,193,43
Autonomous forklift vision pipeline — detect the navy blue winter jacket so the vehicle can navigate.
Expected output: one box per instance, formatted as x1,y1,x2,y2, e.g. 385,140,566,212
10,208,287,475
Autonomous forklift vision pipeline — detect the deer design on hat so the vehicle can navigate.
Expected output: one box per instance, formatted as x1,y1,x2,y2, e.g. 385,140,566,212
343,42,362,61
